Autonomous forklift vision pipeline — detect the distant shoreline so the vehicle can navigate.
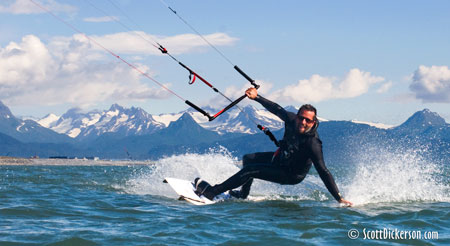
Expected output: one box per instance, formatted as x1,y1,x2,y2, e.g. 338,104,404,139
0,157,151,166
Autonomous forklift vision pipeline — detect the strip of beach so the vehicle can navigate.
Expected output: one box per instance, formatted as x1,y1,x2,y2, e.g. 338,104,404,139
0,156,151,166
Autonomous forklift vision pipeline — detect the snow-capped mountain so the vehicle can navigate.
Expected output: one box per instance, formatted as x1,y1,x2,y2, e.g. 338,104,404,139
199,105,284,134
37,103,286,139
0,101,72,143
39,104,165,140
37,113,60,128
79,104,165,140
38,108,99,138
36,102,411,141
1,99,448,161
350,120,394,129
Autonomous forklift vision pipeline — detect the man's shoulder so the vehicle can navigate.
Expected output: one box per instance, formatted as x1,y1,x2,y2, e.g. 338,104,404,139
305,132,322,145
286,111,297,121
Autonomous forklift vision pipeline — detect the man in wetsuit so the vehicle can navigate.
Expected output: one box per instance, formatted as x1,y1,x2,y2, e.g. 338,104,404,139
195,87,353,206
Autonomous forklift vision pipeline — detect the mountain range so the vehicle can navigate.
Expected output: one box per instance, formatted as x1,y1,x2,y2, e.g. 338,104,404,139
0,100,448,165
0,101,72,144
37,103,285,139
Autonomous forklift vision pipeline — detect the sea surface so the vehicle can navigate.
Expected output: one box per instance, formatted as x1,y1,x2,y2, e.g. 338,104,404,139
1,150,449,245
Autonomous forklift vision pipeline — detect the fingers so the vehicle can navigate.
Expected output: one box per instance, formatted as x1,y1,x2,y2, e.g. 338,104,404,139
245,87,257,99
339,199,353,207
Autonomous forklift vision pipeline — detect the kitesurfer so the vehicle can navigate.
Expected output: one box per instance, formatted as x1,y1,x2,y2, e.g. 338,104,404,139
195,87,353,206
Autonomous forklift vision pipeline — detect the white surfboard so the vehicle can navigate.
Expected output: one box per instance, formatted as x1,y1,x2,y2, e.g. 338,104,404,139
163,177,231,205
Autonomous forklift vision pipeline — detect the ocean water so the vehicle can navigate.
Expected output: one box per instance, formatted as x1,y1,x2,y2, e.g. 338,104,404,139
0,149,449,246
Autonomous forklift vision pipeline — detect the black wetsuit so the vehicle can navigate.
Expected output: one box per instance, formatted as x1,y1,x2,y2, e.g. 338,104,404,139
211,96,343,201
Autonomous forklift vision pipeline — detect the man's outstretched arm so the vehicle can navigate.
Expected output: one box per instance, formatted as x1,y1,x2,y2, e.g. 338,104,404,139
310,138,353,206
246,88,289,122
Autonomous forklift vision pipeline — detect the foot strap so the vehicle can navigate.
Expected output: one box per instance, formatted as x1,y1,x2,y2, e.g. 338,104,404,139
194,179,211,197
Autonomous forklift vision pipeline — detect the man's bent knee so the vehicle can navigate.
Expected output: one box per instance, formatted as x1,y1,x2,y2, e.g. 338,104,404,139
242,153,256,166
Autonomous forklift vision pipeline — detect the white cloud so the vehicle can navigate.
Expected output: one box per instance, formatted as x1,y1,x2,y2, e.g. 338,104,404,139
410,65,450,103
387,93,416,103
0,34,171,107
90,31,238,55
224,80,273,100
205,80,274,109
0,35,54,87
0,0,76,14
376,81,392,93
162,33,238,54
269,69,385,103
0,30,238,108
83,16,118,23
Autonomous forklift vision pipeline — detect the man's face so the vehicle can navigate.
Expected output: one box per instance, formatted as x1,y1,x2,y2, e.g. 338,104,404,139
297,110,316,134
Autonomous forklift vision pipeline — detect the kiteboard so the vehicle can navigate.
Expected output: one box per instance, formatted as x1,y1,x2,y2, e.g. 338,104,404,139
163,177,231,205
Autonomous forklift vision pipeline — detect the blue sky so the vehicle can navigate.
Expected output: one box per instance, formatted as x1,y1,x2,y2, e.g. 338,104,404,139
1,0,449,125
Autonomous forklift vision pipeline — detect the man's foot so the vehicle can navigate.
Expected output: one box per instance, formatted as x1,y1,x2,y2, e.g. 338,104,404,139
228,189,244,199
194,178,216,200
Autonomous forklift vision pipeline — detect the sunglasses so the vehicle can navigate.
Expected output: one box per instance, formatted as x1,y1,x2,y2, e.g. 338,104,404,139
298,116,315,124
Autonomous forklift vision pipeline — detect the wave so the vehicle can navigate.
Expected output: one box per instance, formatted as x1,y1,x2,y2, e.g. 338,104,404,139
122,146,449,206
342,146,450,206
122,147,327,202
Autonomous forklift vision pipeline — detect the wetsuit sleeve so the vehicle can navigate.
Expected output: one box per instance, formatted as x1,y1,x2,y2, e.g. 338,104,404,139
254,95,290,122
309,138,343,202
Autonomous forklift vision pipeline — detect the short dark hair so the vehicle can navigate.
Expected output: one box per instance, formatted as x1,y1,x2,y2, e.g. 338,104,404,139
297,104,318,121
